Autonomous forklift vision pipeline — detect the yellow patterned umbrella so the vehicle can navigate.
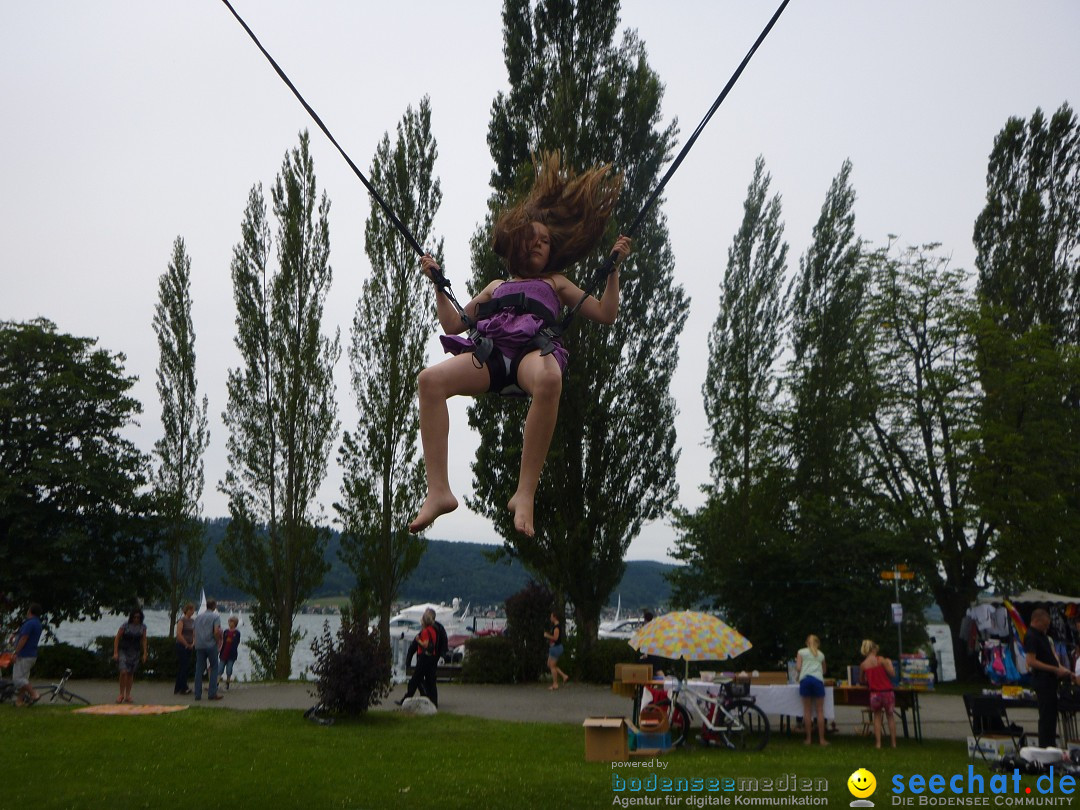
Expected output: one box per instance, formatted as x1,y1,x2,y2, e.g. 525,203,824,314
628,611,751,663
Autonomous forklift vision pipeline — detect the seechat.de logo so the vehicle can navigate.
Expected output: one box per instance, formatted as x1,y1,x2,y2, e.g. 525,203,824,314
849,768,878,807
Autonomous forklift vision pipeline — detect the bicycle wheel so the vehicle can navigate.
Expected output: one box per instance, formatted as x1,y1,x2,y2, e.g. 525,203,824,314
725,700,770,751
56,687,90,705
669,704,691,747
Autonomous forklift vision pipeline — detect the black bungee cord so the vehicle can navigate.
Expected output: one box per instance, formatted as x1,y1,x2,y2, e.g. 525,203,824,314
218,0,475,329
220,0,792,353
553,0,792,345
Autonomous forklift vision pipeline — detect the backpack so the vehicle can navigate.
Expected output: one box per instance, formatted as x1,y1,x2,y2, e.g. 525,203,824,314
432,621,449,660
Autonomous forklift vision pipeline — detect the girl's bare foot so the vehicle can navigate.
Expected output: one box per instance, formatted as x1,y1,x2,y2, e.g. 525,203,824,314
409,492,458,533
507,493,535,536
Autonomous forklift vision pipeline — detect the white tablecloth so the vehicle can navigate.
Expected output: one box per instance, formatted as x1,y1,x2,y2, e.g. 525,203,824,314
749,684,835,720
681,681,835,720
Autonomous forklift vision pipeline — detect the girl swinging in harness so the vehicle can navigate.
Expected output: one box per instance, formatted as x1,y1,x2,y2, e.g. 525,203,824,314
410,151,632,537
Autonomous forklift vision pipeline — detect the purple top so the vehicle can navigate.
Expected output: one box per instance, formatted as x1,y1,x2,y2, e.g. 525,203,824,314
440,278,568,372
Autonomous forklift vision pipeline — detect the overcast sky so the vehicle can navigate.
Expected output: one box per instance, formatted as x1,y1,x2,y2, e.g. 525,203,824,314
2,1,1077,564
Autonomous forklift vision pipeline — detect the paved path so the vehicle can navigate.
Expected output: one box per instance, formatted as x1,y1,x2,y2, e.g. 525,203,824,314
43,678,1036,742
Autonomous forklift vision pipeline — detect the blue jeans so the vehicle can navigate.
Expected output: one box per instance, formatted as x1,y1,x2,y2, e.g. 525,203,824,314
194,647,220,699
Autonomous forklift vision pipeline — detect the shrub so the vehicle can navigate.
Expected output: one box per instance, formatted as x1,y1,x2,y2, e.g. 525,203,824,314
567,637,641,684
461,635,517,683
309,617,391,716
504,581,554,683
34,642,110,679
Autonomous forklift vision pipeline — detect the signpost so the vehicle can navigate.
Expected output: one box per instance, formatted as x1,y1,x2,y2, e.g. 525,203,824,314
880,565,914,681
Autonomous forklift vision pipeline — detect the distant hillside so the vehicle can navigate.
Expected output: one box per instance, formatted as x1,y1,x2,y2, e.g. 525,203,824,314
196,518,675,609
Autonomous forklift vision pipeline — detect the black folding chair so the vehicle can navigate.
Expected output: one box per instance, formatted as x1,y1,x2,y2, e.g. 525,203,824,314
964,693,1026,763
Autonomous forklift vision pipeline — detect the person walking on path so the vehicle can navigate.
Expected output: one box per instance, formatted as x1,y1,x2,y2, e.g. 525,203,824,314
112,609,148,704
544,611,569,690
174,602,195,695
11,603,43,707
860,639,897,749
398,608,439,708
796,634,828,745
193,598,224,702
1024,607,1071,747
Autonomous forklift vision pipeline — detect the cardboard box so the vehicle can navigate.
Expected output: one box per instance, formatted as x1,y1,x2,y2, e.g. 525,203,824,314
967,736,1016,759
584,717,629,762
615,663,653,684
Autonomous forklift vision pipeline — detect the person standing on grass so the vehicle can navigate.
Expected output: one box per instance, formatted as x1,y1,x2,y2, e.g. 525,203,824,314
193,598,223,701
860,639,897,749
796,634,828,745
544,611,569,690
11,603,43,707
174,602,195,695
113,608,148,704
1024,607,1071,747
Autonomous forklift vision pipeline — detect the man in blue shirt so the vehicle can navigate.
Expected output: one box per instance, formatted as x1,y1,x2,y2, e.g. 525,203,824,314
192,598,224,701
12,603,43,707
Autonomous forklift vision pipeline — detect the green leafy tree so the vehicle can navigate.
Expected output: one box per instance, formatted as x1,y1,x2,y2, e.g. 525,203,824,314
152,235,210,635
671,156,790,659
972,103,1080,590
467,0,685,649
857,243,988,680
220,131,341,680
336,99,440,647
0,319,161,624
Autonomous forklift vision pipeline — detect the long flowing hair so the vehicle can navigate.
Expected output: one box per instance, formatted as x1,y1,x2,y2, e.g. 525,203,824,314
492,151,622,277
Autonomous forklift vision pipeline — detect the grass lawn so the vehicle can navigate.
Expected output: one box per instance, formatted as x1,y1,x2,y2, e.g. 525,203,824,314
9,705,1054,809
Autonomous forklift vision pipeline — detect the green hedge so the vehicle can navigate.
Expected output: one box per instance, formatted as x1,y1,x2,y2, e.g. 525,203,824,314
564,637,641,683
33,642,109,679
461,635,517,683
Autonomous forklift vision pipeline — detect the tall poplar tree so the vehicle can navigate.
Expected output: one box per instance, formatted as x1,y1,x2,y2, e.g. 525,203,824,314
467,0,685,647
671,156,789,660
220,131,340,680
152,235,210,635
336,99,440,647
972,103,1080,590
782,163,902,659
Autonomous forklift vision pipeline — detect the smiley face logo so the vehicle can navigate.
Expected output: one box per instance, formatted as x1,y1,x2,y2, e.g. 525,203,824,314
846,768,872,803
847,769,877,799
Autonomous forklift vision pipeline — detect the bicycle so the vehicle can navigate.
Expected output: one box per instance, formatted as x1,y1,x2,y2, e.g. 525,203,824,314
34,669,90,706
647,676,770,751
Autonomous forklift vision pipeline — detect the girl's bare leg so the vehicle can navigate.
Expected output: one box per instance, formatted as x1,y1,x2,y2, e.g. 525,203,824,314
507,352,563,537
409,354,490,533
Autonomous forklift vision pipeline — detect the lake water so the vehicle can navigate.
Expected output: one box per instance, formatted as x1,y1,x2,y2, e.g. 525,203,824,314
52,609,346,682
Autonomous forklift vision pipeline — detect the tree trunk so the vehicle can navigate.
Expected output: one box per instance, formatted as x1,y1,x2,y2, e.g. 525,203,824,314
275,604,292,680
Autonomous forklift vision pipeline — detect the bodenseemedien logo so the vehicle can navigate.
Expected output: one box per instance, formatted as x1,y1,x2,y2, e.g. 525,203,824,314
849,768,877,807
